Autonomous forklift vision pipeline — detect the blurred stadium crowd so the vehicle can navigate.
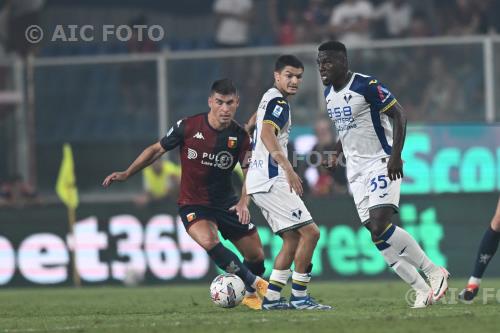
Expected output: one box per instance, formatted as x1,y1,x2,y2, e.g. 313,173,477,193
1,0,498,56
0,0,499,205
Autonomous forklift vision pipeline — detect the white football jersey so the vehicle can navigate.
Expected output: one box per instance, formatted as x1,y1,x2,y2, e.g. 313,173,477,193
324,72,397,181
246,87,291,194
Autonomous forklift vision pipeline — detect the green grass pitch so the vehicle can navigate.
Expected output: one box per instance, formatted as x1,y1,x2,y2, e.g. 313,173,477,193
1,279,500,333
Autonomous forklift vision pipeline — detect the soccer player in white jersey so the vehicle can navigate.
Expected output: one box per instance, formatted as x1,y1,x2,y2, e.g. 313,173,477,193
246,55,332,310
317,41,449,308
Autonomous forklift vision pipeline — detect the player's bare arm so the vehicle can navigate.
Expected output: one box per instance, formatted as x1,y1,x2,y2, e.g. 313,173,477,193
385,102,407,181
244,112,257,136
102,142,166,187
260,122,303,196
229,167,251,224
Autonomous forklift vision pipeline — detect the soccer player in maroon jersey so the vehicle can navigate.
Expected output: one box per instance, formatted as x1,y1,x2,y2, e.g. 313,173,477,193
103,79,268,309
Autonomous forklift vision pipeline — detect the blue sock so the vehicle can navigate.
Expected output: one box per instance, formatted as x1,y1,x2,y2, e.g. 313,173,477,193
243,260,265,294
207,243,256,287
471,227,500,279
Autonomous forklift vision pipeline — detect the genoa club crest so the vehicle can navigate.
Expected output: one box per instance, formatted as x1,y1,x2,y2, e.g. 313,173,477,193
187,212,196,222
228,136,238,148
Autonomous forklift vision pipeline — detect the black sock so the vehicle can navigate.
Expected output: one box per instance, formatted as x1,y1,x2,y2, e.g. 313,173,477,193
243,260,265,293
207,243,256,287
243,260,266,276
471,227,500,279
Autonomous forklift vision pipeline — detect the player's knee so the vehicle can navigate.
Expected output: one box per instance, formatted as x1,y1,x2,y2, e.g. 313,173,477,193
200,238,220,251
309,227,320,244
368,222,391,239
244,248,265,263
301,222,320,244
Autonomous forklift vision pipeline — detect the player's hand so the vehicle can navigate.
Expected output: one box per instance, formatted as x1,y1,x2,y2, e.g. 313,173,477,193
102,171,129,188
322,153,338,170
285,168,303,196
229,201,250,224
387,155,404,181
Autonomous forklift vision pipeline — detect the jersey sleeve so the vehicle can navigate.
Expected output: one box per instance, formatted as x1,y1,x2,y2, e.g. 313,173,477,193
160,119,185,151
364,78,397,113
262,97,290,131
238,132,252,169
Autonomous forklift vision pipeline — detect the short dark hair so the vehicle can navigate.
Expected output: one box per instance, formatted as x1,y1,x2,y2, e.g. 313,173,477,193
210,78,238,96
275,55,304,72
318,41,347,54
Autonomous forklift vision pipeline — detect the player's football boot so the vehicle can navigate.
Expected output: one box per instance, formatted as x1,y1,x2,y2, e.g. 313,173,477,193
289,295,333,310
428,267,450,302
242,294,262,310
458,284,479,301
261,297,290,310
411,288,433,309
254,278,269,299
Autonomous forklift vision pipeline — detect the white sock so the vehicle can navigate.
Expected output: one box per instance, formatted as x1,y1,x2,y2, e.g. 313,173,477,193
468,276,481,286
384,225,439,276
291,271,310,297
381,247,430,292
266,269,291,301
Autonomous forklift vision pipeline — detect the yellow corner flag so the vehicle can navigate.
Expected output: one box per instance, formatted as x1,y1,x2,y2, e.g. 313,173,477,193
56,143,79,209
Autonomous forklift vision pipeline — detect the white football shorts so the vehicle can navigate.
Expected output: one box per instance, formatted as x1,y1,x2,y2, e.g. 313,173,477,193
251,181,313,234
349,159,401,224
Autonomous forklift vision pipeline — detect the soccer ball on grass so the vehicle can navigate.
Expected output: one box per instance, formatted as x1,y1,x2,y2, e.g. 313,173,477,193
209,273,246,308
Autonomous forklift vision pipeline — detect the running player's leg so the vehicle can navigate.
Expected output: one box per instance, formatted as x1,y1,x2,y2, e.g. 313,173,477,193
367,207,433,307
251,186,325,310
287,222,331,310
232,230,266,279
351,175,432,307
291,223,319,297
213,207,268,305
187,218,263,291
460,198,500,301
360,163,448,303
264,230,298,303
368,206,449,302
231,231,267,309
253,183,331,310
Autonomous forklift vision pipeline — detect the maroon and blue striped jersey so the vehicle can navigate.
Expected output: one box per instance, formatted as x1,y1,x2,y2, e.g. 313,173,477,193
160,112,251,208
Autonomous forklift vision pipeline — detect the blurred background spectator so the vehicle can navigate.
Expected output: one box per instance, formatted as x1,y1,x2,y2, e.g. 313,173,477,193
133,158,181,207
2,0,45,57
329,0,374,45
0,174,40,207
213,0,254,48
303,118,348,197
373,0,413,38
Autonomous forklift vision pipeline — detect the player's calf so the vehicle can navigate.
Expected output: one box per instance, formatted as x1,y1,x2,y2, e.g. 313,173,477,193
207,243,266,293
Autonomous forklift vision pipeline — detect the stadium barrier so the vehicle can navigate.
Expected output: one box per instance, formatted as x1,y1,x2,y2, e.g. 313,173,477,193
0,193,498,287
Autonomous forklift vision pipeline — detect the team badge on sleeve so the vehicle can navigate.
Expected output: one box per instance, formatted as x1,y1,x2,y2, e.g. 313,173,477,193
228,136,238,148
272,105,283,117
377,85,391,103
